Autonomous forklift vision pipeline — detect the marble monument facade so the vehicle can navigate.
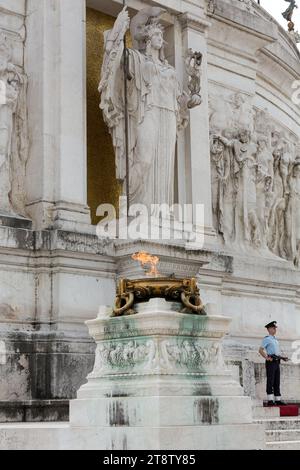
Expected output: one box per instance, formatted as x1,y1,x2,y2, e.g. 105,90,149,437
0,0,300,438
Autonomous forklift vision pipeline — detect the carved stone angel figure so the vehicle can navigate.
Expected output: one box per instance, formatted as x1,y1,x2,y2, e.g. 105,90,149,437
99,7,201,209
0,33,28,217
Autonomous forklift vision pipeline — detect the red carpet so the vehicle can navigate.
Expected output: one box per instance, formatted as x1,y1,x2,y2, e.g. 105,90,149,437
279,405,299,417
263,403,299,417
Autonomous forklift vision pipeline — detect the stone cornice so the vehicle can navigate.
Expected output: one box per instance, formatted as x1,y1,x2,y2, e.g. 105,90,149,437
178,12,211,33
207,0,278,43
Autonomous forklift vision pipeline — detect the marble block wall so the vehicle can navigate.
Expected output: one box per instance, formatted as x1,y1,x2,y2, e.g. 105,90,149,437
0,0,114,403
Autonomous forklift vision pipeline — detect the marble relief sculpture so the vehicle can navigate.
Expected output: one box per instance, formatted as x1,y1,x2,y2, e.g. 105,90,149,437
256,137,274,248
289,157,300,266
0,33,28,217
234,130,262,247
209,93,300,266
210,135,230,240
99,6,202,209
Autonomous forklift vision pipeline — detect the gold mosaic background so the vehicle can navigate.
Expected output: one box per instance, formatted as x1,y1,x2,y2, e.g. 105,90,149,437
86,8,122,225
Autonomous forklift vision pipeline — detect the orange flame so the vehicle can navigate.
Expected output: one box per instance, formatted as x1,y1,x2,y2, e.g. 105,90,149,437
132,251,160,277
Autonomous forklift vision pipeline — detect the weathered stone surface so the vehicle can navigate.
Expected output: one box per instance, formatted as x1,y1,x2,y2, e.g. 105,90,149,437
0,300,266,449
0,400,69,423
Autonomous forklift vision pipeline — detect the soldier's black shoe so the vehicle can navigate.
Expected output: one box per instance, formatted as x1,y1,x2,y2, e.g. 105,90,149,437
275,401,286,405
266,401,275,406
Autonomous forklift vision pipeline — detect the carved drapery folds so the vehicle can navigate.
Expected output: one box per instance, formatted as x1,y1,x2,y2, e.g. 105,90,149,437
0,33,28,218
99,7,202,209
210,92,300,266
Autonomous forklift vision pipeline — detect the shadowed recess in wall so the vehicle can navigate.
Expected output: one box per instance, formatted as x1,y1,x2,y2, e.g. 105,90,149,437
86,8,123,225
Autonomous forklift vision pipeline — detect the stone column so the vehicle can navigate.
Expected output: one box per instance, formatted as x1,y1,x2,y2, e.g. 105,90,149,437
25,0,91,231
179,11,216,247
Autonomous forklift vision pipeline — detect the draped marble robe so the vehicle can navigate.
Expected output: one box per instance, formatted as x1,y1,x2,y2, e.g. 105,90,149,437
99,16,188,210
288,161,300,266
0,34,28,217
232,135,261,247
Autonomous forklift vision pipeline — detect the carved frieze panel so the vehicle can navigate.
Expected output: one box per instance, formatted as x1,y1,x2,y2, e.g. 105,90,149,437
209,89,300,266
89,338,224,377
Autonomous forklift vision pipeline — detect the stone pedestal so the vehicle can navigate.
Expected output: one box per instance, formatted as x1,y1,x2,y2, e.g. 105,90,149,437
0,298,265,449
68,299,265,449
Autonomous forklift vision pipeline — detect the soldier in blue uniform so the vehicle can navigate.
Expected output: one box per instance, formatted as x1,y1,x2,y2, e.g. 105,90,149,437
259,321,289,406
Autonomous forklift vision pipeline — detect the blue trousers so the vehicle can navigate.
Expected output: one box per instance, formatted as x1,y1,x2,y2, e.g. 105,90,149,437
266,360,281,396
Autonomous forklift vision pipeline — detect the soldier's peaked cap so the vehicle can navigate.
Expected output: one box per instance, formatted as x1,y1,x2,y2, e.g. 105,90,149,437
265,321,277,328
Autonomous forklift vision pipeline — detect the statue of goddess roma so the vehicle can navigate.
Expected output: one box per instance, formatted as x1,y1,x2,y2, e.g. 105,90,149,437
99,6,202,210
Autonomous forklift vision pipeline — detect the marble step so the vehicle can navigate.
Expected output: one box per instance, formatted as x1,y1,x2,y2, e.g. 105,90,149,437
265,429,300,442
266,440,300,450
252,407,280,419
0,400,69,423
254,417,300,430
0,422,265,450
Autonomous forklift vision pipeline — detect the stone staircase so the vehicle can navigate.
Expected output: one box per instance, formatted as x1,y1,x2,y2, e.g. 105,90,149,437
253,403,300,450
